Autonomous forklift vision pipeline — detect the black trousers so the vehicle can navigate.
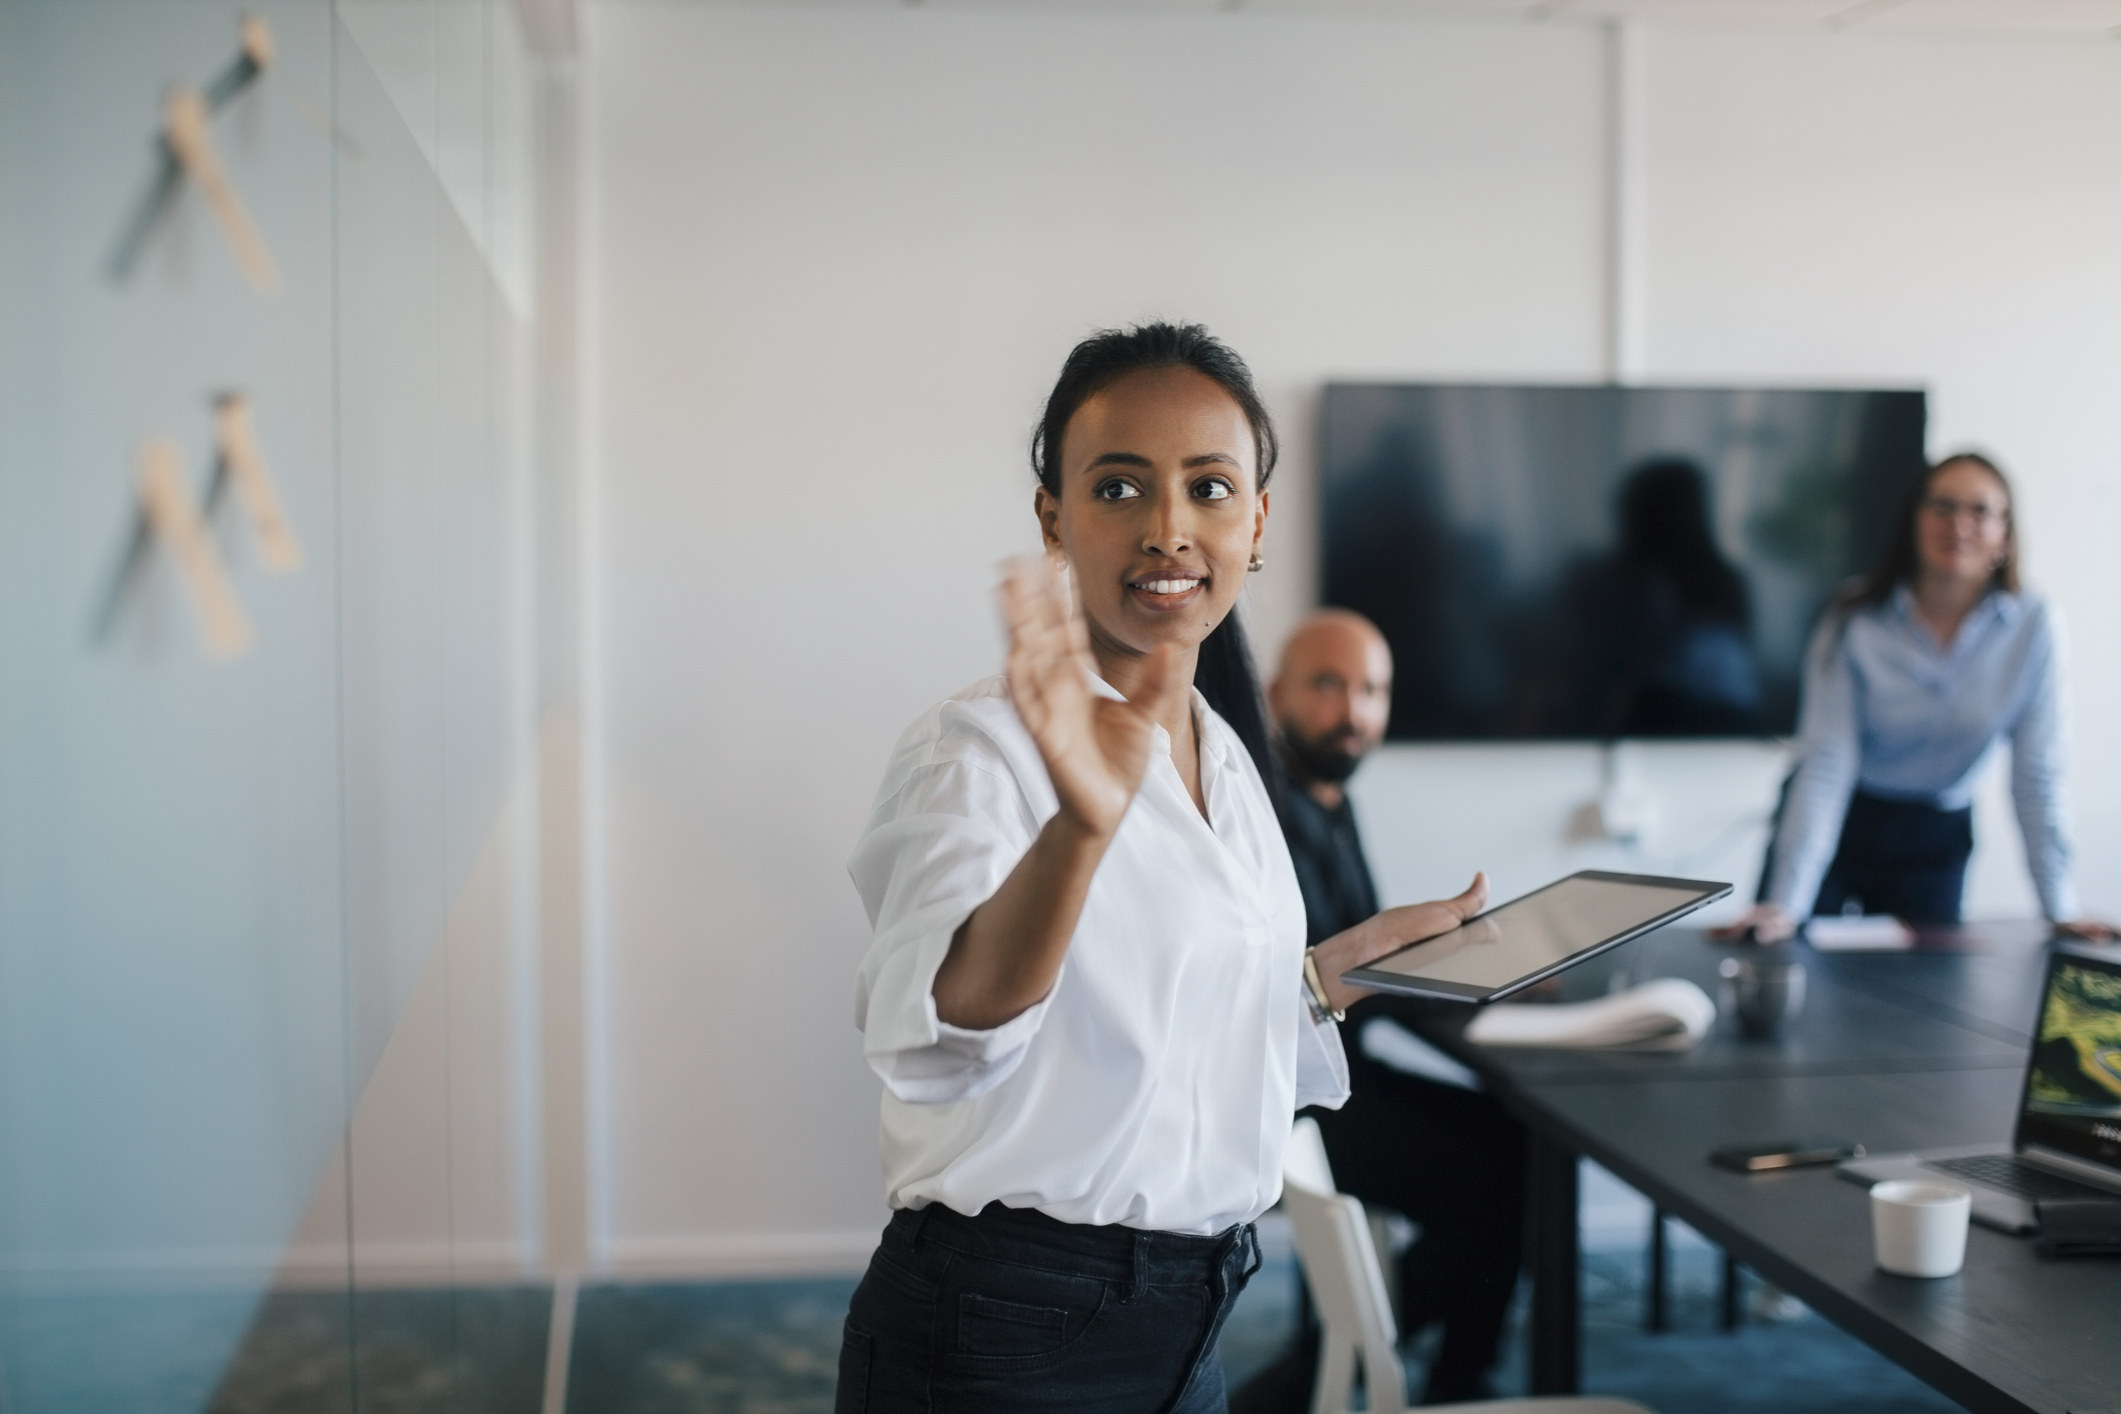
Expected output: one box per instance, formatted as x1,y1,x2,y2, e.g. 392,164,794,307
1231,1076,1527,1409
837,1202,1259,1414
1812,790,1975,924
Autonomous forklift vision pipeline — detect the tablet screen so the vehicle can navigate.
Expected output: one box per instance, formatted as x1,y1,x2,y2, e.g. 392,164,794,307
1343,871,1729,1003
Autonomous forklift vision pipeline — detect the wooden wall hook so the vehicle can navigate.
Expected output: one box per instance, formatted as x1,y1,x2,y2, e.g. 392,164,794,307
138,437,254,660
163,84,281,293
213,393,302,572
110,15,341,282
205,13,275,109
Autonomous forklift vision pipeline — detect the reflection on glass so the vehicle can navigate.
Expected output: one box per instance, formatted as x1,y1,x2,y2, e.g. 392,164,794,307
1585,458,1763,737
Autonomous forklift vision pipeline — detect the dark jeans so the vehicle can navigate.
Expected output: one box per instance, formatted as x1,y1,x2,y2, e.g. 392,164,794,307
1232,1077,1526,1410
837,1202,1260,1414
1813,790,1975,924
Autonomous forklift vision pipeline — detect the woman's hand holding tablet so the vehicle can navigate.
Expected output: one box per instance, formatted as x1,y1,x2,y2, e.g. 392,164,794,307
1308,874,1491,1017
1342,871,1732,1005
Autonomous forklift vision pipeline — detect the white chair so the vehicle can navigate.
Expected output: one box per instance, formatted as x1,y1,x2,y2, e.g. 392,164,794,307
1280,1117,1657,1414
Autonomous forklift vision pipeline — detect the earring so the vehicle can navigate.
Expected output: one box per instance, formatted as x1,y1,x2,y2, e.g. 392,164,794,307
1248,551,1266,573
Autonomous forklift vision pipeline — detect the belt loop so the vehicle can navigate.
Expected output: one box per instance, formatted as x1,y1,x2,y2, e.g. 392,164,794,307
1121,1231,1145,1305
1241,1222,1262,1283
909,1204,935,1253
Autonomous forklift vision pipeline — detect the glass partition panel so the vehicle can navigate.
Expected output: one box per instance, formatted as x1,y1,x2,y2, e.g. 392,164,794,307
336,0,543,1405
0,2,546,1410
0,3,348,1410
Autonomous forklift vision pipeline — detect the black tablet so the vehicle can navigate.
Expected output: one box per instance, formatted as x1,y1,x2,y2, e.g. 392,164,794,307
1339,870,1732,1005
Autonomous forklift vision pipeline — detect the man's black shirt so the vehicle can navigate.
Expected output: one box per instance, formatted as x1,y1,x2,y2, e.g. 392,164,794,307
1274,777,1378,948
1238,746,1527,1407
1246,745,1529,1407
1274,770,1433,1092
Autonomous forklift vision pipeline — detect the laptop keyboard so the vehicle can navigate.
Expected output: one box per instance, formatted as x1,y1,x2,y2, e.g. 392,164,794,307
1925,1153,2113,1202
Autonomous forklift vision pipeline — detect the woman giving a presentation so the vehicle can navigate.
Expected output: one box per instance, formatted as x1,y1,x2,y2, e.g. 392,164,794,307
839,323,1486,1413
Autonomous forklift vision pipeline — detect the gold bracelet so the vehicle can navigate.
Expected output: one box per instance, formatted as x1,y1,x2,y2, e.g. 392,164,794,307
1302,948,1346,1024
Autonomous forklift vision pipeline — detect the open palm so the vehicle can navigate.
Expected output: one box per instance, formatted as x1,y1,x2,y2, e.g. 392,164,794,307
1000,556,1184,838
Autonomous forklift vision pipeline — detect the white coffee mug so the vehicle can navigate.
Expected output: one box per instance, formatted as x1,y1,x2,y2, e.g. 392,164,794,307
1871,1179,1972,1278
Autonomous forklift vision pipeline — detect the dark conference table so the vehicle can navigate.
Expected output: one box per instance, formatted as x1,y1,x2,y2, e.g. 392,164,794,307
1408,924,2121,1414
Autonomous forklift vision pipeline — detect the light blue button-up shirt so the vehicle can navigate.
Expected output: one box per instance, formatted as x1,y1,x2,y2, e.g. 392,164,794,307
1765,586,2077,921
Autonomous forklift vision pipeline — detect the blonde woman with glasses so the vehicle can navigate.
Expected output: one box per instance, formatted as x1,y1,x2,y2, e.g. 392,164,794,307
1730,452,2111,944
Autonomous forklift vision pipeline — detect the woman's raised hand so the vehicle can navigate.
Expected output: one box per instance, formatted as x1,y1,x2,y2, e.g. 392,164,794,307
935,557,1179,1028
1000,554,1184,839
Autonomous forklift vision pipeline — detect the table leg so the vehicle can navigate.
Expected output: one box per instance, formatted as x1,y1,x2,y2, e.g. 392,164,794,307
1646,1208,1669,1333
1527,1132,1580,1394
1720,1251,1743,1331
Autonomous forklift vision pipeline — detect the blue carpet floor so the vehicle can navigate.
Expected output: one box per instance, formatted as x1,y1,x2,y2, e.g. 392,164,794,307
1565,1244,1963,1414
0,1285,552,1414
567,1279,852,1414
562,1221,1967,1414
145,1186,1970,1413
209,1285,552,1414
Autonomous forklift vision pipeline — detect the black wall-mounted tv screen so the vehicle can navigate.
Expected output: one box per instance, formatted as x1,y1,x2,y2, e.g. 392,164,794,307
1320,384,1927,741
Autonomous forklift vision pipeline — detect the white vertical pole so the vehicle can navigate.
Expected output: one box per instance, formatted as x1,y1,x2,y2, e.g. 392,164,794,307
1602,18,1646,386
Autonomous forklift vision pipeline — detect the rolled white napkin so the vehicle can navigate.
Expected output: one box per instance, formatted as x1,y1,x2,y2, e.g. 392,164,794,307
1804,915,1914,952
1465,977,1717,1052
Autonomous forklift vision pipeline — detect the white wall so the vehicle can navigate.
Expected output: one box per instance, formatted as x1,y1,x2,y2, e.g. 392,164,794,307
1628,23,2121,917
585,4,2121,1273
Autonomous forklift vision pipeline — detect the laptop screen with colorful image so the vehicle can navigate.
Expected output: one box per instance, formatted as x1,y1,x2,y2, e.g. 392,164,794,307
2017,947,2121,1173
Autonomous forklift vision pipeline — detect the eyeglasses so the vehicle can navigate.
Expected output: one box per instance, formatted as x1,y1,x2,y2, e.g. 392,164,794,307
1920,496,2008,527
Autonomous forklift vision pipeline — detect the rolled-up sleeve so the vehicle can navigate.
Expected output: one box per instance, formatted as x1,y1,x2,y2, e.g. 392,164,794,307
1767,619,1861,917
2009,611,2079,922
1292,985,1351,1110
850,742,1052,1104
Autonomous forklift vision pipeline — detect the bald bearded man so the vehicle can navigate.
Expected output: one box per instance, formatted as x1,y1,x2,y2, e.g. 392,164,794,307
1234,610,1527,1408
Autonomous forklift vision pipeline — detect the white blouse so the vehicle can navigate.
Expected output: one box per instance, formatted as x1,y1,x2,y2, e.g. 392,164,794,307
850,673,1350,1237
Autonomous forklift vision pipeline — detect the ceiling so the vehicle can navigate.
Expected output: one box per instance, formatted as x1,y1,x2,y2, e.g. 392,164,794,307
659,0,2121,38
1381,0,2121,31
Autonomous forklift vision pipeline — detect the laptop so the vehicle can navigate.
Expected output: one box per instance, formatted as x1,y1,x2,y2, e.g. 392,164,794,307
1838,943,2121,1233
